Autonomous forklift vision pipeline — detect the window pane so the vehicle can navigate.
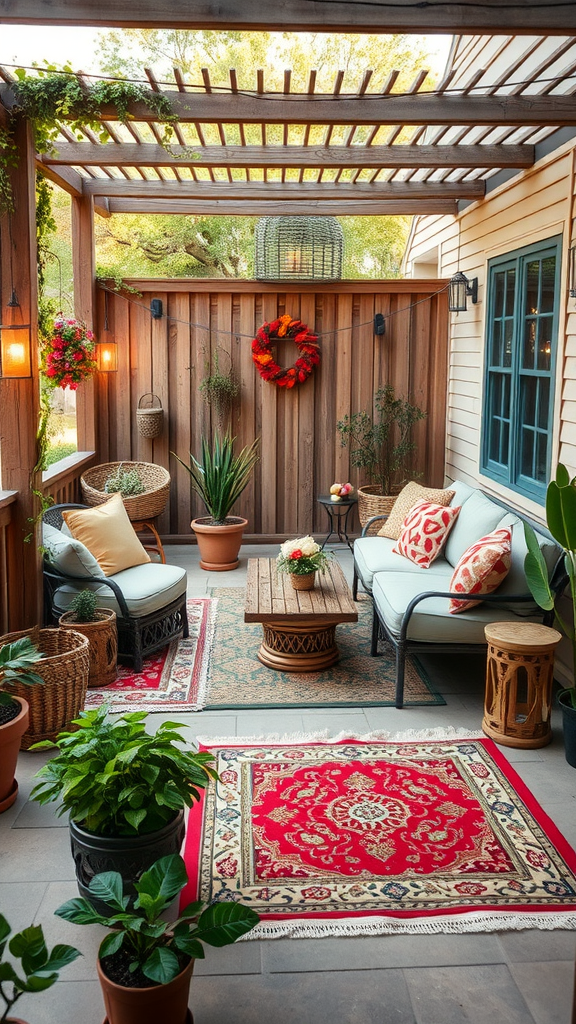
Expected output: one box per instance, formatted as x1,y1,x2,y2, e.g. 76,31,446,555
540,256,556,314
538,378,550,429
494,271,505,318
522,376,536,427
536,432,548,483
491,320,502,365
525,260,540,315
505,269,516,317
521,425,535,478
523,318,536,369
503,320,513,367
537,317,552,370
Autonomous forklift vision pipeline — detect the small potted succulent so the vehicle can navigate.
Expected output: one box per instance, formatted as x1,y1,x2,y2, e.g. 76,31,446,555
59,588,117,689
0,638,43,813
30,705,217,904
0,913,80,1024
55,853,259,1024
276,535,329,591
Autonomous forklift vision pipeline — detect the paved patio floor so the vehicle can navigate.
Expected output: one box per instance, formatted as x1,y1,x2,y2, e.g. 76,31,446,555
1,543,575,1023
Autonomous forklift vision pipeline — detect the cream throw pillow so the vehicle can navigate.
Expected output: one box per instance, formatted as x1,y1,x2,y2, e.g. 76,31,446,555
377,481,456,540
62,492,151,577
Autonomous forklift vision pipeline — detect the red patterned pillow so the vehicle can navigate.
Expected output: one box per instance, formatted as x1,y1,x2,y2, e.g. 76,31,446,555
448,527,512,614
392,499,461,569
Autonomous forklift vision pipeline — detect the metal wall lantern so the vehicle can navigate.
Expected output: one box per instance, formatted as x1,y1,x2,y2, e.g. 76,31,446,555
96,290,118,372
255,216,343,281
448,271,478,312
0,291,32,378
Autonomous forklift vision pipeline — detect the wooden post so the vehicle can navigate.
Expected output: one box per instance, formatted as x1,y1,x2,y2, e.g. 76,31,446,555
72,193,97,453
0,116,42,628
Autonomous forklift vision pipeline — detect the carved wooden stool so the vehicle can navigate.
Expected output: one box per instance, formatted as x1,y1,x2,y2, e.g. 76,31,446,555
483,622,562,748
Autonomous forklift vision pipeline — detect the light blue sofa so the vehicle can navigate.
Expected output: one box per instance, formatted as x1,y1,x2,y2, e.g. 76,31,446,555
352,480,566,708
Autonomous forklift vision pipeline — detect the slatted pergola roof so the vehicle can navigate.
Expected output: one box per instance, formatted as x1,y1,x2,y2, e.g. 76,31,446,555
1,33,576,219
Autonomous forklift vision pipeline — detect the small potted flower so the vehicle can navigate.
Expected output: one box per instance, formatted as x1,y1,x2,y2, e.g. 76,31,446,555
276,536,329,591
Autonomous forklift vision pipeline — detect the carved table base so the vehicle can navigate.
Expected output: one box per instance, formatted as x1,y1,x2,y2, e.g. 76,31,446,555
258,619,340,672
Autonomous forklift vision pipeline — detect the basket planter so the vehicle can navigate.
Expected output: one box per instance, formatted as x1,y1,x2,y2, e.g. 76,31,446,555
191,517,247,571
0,696,29,813
290,572,316,591
0,627,89,749
81,462,170,522
136,393,164,439
59,610,118,689
97,956,193,1024
357,484,400,530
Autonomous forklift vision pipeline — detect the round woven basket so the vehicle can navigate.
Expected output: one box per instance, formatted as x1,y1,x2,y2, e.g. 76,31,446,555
290,571,316,591
137,393,164,439
0,626,90,749
357,485,400,533
81,462,170,521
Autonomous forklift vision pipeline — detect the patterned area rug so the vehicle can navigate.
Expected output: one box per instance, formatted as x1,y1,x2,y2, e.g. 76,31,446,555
84,598,216,712
205,588,444,708
182,731,576,937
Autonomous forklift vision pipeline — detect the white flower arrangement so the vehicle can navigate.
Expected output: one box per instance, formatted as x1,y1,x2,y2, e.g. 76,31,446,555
276,535,329,576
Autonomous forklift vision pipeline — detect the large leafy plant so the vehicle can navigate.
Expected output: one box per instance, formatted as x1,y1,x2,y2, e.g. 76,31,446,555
0,637,44,711
0,914,80,1022
30,705,217,836
56,854,259,986
172,431,259,525
337,383,426,495
524,463,576,708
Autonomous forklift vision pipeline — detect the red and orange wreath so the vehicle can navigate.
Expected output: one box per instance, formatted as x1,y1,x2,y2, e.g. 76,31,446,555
251,315,320,389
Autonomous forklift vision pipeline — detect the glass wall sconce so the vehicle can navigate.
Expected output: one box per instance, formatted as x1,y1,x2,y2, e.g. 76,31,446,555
0,323,32,378
448,272,479,312
96,290,118,371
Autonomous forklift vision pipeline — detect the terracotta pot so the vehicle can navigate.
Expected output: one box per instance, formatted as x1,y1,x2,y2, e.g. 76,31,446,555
0,696,29,814
5,1017,30,1023
59,609,118,688
191,517,247,571
290,572,316,591
97,957,194,1024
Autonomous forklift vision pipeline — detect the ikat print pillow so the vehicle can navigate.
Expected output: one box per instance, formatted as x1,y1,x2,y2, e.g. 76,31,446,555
448,527,512,614
392,498,461,569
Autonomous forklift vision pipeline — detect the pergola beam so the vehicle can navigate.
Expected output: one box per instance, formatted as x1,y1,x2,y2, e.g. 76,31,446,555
41,142,536,170
83,178,485,201
0,0,573,34
106,198,459,215
34,159,112,217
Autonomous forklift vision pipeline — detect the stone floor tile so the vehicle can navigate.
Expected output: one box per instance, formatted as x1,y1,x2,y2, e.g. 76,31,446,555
0,881,48,932
507,960,575,1024
34,881,103,981
11,795,65,828
300,711,371,735
16,979,104,1024
194,939,263,976
189,968,416,1024
405,963,535,1024
499,929,576,962
231,712,306,738
262,933,505,973
0,826,76,882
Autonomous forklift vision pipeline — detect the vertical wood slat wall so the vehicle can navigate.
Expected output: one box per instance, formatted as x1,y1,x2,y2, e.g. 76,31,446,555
95,280,449,540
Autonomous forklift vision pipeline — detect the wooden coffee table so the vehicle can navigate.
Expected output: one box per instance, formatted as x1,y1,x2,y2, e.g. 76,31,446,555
244,558,358,672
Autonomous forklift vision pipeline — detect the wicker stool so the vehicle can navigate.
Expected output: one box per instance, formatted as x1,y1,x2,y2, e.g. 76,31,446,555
483,622,562,749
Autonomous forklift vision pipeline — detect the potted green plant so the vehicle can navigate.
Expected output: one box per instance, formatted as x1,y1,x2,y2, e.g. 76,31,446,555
524,464,576,767
30,705,217,904
55,853,259,1024
0,638,44,813
0,913,80,1024
172,431,259,571
276,535,330,591
199,350,240,431
337,383,426,527
59,589,118,689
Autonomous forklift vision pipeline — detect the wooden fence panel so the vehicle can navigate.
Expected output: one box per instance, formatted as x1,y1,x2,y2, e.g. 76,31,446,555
96,281,449,540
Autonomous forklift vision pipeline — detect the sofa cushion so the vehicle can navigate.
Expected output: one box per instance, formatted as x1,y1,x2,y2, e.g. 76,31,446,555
393,499,461,568
444,490,505,567
52,563,186,619
448,528,512,613
447,479,476,508
62,493,150,577
372,570,542,644
43,522,105,580
494,512,561,611
354,536,454,591
377,481,455,540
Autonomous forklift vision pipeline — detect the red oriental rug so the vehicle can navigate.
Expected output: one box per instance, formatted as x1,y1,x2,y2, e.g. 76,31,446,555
182,730,576,937
84,598,216,713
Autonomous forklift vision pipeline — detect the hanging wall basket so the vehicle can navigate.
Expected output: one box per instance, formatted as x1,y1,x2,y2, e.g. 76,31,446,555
137,393,164,439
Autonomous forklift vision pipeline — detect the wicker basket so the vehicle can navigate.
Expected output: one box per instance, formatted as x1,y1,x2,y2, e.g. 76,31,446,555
357,485,400,534
0,626,90,749
81,462,170,521
137,393,164,439
59,610,118,689
290,572,316,591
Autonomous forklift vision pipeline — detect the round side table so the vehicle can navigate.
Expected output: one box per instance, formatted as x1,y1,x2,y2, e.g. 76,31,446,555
483,622,562,749
317,495,357,551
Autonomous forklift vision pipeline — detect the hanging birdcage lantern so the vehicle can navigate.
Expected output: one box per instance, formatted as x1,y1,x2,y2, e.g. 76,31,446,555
255,216,343,281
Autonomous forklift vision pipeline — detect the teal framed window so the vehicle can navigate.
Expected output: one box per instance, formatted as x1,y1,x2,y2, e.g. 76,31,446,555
481,236,561,502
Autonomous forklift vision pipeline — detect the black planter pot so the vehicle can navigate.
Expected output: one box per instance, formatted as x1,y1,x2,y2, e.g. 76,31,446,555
70,810,186,907
559,690,576,768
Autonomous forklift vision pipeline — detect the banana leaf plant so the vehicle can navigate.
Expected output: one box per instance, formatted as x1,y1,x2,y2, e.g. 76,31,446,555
172,432,259,525
523,463,576,708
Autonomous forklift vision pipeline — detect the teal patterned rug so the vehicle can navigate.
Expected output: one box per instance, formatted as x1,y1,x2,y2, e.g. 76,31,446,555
205,588,445,709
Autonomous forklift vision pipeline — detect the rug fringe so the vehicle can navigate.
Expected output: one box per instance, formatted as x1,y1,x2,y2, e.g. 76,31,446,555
197,726,485,746
241,911,576,940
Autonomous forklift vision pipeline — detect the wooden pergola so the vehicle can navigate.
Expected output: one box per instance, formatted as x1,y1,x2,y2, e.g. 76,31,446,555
1,5,575,630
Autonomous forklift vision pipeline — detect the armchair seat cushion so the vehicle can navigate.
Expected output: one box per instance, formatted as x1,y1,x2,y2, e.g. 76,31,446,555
52,563,187,619
372,571,542,645
354,536,454,592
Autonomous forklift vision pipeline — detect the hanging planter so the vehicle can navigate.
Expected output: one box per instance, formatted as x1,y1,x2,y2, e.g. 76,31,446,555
136,393,164,439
